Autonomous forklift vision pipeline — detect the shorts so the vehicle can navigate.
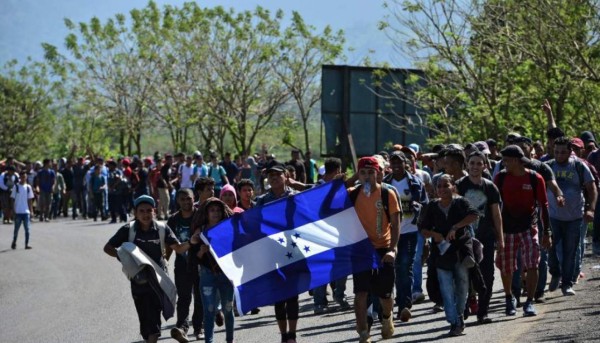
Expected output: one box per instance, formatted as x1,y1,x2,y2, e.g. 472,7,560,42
353,250,395,299
495,227,540,274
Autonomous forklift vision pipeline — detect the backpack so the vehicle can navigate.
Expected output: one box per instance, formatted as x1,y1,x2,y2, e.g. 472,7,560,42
349,184,391,222
128,220,166,258
495,169,538,204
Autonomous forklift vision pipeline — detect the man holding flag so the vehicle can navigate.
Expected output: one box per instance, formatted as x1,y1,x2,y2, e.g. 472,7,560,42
350,156,401,343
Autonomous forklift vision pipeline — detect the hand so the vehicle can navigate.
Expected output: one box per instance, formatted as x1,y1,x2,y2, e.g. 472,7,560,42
446,228,457,241
381,251,396,264
542,99,552,116
584,210,594,223
556,195,566,207
542,234,552,249
190,233,200,245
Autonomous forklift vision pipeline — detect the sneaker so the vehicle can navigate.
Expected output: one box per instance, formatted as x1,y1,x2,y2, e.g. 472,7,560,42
534,290,545,303
193,329,204,340
11,241,16,250
397,307,411,322
432,303,444,313
505,296,517,316
412,292,426,304
25,246,32,250
170,327,189,343
313,305,326,315
250,308,261,315
336,298,351,311
448,324,464,337
562,287,576,296
358,330,372,343
522,301,537,316
215,310,224,327
381,314,395,339
549,275,561,292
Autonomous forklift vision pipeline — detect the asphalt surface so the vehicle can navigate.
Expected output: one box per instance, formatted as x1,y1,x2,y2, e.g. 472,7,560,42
1,216,599,342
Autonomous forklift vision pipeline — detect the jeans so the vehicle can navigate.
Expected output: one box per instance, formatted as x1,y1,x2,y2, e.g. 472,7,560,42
13,213,31,245
574,221,589,281
200,267,234,343
548,218,582,289
313,277,347,306
395,232,417,310
174,257,203,332
50,192,62,218
413,232,425,294
437,262,469,326
72,189,87,218
476,235,495,318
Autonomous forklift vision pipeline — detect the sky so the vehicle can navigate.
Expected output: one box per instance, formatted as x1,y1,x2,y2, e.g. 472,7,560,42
0,0,405,68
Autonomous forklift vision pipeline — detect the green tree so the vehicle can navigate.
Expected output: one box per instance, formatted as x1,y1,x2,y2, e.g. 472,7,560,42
0,60,57,159
275,12,345,153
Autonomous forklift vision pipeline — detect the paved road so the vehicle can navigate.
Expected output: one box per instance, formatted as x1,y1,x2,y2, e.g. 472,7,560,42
1,217,598,342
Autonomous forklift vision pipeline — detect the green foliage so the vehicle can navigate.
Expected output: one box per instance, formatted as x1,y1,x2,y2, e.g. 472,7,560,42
382,0,600,148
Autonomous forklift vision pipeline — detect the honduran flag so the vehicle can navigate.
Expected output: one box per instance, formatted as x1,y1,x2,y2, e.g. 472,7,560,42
200,179,379,314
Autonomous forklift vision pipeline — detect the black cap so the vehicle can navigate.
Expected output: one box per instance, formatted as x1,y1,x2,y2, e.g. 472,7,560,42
389,150,407,161
485,138,497,147
581,131,596,144
266,160,286,173
500,145,530,163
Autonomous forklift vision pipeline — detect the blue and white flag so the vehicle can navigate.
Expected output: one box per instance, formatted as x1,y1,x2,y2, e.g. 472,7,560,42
201,179,379,314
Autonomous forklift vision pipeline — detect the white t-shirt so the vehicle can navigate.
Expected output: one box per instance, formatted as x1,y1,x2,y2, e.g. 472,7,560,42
178,164,197,189
390,177,419,234
11,184,34,214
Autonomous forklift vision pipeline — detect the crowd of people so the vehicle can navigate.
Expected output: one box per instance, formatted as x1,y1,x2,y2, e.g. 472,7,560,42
4,107,600,343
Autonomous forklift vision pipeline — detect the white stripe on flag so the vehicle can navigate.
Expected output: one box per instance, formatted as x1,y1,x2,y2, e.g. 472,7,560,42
213,206,367,286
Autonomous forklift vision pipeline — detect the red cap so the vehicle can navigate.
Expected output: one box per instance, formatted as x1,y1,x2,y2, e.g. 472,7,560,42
571,138,584,149
143,157,153,165
122,158,130,166
358,156,381,171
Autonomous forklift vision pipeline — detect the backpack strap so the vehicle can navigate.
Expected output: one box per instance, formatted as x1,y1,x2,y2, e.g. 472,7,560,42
528,169,538,205
349,184,391,222
574,159,585,189
129,220,166,258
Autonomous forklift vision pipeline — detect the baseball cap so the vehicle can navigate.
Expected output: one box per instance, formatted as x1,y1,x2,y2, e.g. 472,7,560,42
389,150,407,161
357,156,380,171
134,195,155,208
580,131,596,144
266,161,286,173
500,145,530,164
571,138,584,149
473,141,491,154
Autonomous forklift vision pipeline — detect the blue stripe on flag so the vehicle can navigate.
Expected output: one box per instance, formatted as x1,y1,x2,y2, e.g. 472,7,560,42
205,179,353,258
235,238,378,314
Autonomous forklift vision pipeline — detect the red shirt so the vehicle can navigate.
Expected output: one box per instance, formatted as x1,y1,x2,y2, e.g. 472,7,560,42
494,170,548,234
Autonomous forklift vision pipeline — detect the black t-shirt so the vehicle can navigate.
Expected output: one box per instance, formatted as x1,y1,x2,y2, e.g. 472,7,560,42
61,167,74,191
166,211,194,265
456,176,501,240
108,221,179,269
135,168,149,192
287,159,306,182
527,159,555,182
72,164,89,190
418,196,479,237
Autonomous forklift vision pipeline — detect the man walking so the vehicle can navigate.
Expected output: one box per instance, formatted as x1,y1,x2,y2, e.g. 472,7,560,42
350,156,401,343
494,145,551,317
546,137,596,296
11,170,34,249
